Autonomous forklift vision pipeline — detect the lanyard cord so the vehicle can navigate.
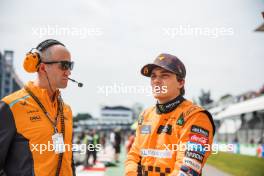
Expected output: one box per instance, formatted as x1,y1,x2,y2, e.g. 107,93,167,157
24,86,65,176
24,86,60,132
56,97,65,176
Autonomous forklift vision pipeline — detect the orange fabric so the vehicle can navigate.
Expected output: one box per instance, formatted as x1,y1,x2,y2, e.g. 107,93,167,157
126,135,135,153
2,81,73,176
125,100,214,176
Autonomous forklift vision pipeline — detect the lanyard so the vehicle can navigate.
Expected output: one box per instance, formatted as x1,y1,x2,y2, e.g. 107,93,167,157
24,86,61,134
24,86,66,176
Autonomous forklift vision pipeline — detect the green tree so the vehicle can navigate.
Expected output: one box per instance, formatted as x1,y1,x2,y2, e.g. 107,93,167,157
73,113,93,122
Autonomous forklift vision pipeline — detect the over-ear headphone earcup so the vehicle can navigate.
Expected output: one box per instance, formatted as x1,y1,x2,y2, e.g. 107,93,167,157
23,52,40,73
24,39,64,73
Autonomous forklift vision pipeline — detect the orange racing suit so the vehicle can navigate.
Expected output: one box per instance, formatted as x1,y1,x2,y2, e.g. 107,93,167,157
125,96,215,176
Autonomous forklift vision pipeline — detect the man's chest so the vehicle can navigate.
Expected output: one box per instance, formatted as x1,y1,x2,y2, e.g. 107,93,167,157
139,114,182,149
11,100,70,142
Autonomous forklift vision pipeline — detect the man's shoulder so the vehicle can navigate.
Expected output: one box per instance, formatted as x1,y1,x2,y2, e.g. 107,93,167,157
62,101,71,108
180,100,215,135
1,89,28,106
181,100,212,118
62,101,72,114
142,105,156,115
180,99,204,115
177,99,209,122
136,106,155,124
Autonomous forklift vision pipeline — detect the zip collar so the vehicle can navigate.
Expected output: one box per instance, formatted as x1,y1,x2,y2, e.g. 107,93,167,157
156,95,185,114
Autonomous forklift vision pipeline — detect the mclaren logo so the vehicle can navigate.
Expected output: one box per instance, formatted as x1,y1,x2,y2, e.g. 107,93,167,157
20,101,27,106
159,56,165,60
157,124,172,135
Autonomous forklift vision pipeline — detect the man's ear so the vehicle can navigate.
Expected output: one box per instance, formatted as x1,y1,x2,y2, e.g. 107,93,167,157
38,63,46,73
178,79,185,89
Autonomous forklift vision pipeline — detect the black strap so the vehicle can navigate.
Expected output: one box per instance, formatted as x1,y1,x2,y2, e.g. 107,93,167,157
202,110,216,136
55,99,65,176
36,39,64,52
24,86,65,176
24,86,60,132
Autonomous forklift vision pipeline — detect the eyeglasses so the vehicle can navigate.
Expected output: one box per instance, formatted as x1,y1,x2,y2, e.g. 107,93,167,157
42,61,74,71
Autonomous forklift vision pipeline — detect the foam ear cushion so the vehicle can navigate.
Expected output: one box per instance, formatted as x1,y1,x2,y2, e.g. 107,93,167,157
23,52,40,73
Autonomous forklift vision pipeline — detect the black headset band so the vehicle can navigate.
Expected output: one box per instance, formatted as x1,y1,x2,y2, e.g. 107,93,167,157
33,39,65,69
36,39,65,52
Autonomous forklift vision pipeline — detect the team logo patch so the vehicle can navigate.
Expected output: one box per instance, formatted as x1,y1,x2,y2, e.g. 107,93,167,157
20,100,27,106
140,149,172,158
180,165,200,176
30,115,41,122
183,157,202,173
157,124,172,135
187,142,206,155
189,134,209,145
141,125,151,134
138,115,144,125
159,56,165,61
27,109,39,114
191,125,209,137
158,104,166,112
178,171,188,176
183,106,199,117
176,113,184,126
185,151,204,162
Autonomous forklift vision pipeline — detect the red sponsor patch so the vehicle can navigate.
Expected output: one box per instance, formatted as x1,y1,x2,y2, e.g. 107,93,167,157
189,134,208,145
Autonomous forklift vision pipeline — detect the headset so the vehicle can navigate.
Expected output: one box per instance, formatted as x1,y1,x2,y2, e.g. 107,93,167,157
23,39,83,87
23,39,65,73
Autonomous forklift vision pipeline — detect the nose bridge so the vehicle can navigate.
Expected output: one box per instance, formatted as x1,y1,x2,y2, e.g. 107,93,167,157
152,75,162,84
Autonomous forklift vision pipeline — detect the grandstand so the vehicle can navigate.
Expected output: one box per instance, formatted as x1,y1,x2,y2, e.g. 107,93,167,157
209,90,264,146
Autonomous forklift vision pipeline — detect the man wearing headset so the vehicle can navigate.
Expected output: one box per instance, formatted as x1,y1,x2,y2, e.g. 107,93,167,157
125,53,215,176
0,39,75,176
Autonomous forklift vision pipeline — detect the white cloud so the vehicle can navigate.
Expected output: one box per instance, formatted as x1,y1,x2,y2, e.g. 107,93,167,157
0,0,263,116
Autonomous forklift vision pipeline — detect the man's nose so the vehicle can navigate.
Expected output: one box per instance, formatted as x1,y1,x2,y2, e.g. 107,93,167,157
64,69,71,76
152,76,162,84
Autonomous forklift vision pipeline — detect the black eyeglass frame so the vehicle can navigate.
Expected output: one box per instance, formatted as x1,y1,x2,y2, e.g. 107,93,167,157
42,61,74,71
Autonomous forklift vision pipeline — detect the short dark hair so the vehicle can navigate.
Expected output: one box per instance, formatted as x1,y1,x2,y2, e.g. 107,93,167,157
176,75,185,96
180,87,185,96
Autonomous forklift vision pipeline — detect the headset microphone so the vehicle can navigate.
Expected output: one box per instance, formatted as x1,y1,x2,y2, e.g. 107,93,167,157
68,78,83,87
